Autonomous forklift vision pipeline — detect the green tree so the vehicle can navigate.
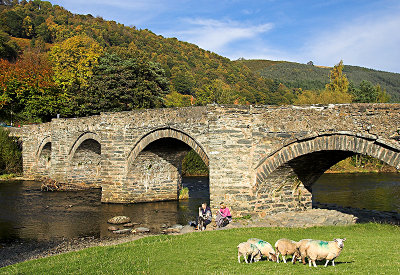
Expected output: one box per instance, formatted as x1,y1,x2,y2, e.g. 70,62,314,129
0,127,22,175
76,53,169,116
0,30,19,61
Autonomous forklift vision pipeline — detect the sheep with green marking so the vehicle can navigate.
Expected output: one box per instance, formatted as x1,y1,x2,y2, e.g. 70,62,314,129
237,242,262,263
247,238,277,262
275,238,299,263
303,238,346,267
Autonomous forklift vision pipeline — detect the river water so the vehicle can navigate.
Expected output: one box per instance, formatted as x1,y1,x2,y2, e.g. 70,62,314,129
0,173,399,243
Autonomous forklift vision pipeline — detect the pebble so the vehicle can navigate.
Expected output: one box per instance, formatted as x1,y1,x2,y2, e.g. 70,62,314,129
107,226,118,231
136,227,150,233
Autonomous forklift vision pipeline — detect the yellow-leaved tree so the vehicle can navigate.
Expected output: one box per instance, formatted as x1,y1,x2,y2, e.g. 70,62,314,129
49,35,103,90
294,60,352,104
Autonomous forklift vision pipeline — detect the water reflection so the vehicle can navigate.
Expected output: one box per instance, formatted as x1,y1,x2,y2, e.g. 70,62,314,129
0,177,210,242
313,173,400,213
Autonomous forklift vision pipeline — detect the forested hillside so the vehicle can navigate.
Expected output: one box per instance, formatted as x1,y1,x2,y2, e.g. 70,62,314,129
236,59,400,101
1,0,294,124
0,0,398,126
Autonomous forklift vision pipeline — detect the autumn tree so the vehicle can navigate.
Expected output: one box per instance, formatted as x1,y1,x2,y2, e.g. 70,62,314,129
0,51,66,122
323,60,352,103
49,34,103,91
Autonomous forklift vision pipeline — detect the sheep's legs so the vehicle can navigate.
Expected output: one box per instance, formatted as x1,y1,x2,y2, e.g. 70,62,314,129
250,255,254,263
282,255,287,263
276,252,280,263
332,260,335,266
324,260,329,267
312,260,317,267
308,259,312,267
238,253,241,263
244,254,249,263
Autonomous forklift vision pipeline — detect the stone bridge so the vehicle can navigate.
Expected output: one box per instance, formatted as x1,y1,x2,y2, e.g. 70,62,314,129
20,104,400,216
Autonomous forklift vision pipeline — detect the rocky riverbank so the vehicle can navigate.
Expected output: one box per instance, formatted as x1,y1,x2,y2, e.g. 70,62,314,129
1,206,398,268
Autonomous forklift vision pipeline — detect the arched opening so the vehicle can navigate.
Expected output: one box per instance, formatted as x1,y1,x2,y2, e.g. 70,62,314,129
126,137,209,203
254,133,400,217
69,138,102,187
37,141,51,177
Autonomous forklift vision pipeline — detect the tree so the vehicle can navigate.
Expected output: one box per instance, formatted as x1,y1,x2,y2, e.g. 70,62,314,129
49,35,103,90
349,81,391,103
0,51,67,123
76,53,169,116
0,30,19,61
323,60,352,103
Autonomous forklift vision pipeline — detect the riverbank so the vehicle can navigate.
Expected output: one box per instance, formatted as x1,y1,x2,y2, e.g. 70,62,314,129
1,223,399,274
1,204,399,269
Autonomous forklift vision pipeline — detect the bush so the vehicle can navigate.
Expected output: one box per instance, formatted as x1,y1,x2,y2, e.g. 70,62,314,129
0,127,22,175
182,150,209,176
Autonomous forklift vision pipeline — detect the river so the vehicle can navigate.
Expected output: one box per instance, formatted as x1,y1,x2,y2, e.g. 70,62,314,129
0,173,399,244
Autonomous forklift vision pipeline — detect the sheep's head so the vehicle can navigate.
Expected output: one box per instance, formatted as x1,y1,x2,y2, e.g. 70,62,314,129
254,251,262,262
269,252,277,262
334,238,346,249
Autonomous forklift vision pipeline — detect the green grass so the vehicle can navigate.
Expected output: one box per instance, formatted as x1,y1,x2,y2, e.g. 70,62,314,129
1,223,399,274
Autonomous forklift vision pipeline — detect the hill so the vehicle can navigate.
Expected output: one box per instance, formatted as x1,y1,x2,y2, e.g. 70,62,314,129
0,0,282,116
235,59,400,101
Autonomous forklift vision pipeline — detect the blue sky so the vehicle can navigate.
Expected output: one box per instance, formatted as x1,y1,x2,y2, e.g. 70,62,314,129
49,0,400,73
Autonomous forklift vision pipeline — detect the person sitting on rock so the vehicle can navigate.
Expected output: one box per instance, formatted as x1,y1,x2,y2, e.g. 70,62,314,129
215,202,232,228
198,202,212,230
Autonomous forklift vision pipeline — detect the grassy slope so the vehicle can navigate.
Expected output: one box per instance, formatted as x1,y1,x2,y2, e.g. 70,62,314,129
2,223,399,274
236,60,400,101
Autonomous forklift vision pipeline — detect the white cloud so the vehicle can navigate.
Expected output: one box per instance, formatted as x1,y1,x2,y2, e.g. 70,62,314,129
166,18,274,53
303,12,400,72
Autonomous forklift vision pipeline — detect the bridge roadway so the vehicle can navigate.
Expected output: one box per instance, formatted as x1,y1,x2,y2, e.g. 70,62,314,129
19,104,400,216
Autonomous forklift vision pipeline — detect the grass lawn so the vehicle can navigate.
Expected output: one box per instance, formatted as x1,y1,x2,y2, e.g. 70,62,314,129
1,223,399,274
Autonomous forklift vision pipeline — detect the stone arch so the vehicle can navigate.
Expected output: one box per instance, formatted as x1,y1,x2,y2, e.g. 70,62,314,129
36,136,51,159
68,132,101,161
127,127,209,167
255,132,400,186
67,132,102,187
36,136,52,177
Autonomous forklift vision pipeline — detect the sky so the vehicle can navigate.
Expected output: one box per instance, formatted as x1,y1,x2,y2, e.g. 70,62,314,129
49,0,400,73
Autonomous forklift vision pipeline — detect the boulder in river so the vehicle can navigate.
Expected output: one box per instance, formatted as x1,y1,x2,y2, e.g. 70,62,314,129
107,216,131,224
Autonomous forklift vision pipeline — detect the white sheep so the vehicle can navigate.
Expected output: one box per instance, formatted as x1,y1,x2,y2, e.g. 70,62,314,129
237,242,262,263
274,238,299,263
296,239,312,265
304,238,346,267
247,238,277,262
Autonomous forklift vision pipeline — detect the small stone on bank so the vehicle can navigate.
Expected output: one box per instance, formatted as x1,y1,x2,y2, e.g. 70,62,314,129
113,228,133,234
136,227,150,233
107,216,131,224
108,226,118,231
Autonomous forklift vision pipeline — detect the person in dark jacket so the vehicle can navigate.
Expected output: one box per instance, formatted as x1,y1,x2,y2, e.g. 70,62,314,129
198,202,212,230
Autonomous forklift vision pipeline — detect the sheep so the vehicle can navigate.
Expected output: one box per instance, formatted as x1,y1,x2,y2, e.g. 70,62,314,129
237,242,262,263
274,238,299,264
247,238,278,262
296,239,312,265
304,238,346,267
